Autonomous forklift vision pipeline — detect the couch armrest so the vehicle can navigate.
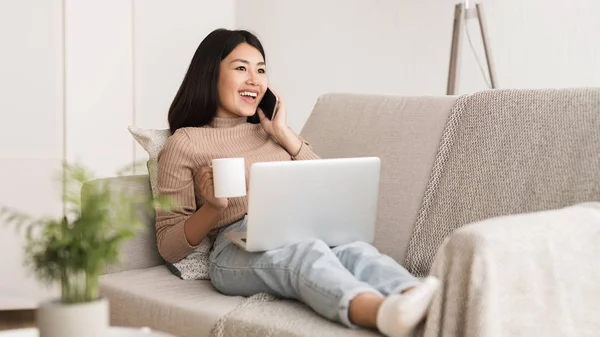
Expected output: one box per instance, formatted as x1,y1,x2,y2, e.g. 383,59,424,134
81,174,164,274
424,203,600,336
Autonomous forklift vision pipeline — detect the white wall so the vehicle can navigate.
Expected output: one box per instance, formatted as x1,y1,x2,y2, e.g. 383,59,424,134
65,0,134,178
66,0,236,177
0,0,63,309
0,0,235,310
235,0,600,132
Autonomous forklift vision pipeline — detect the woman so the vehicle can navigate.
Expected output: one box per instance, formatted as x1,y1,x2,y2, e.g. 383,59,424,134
156,28,439,337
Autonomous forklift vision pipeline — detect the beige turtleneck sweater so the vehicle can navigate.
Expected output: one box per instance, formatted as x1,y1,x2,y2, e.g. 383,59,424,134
155,116,321,263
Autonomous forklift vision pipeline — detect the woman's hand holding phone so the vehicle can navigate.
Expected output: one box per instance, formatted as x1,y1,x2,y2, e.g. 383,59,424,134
257,91,290,139
198,166,228,211
257,93,302,157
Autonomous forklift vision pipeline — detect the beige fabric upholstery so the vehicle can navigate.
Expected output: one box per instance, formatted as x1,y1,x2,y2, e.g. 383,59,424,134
100,266,244,337
423,203,600,337
300,93,456,264
212,294,379,337
83,175,163,275
405,88,600,277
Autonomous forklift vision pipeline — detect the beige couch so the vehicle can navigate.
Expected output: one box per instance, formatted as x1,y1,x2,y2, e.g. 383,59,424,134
95,88,600,337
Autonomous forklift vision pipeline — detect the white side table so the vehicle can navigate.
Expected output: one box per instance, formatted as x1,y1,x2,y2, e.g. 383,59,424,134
0,327,175,336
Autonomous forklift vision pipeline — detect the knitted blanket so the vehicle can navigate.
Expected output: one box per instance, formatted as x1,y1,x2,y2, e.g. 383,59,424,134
405,88,600,277
423,203,600,337
210,293,380,337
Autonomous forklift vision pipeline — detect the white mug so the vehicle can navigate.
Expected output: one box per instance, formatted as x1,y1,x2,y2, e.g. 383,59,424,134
212,158,246,198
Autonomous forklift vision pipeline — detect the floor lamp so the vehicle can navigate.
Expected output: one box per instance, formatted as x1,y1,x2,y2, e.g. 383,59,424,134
447,2,497,95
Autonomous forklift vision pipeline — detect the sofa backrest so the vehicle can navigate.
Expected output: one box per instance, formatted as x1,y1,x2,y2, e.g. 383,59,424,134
300,93,456,264
95,93,457,274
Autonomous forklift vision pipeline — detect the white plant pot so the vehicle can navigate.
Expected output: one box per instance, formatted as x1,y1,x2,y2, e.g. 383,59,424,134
37,297,109,337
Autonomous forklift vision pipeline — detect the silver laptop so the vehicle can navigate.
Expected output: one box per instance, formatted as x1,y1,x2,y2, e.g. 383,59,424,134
224,157,381,252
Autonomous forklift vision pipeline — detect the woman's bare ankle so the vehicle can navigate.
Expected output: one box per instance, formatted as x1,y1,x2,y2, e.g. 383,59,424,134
348,292,385,329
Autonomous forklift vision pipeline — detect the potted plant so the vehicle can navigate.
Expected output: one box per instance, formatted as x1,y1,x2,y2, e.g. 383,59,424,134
0,162,173,337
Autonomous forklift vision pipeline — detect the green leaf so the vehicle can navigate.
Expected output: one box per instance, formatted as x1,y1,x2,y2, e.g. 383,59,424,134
1,161,178,304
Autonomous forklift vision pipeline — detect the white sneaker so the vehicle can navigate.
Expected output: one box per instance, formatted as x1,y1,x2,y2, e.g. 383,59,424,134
376,276,440,337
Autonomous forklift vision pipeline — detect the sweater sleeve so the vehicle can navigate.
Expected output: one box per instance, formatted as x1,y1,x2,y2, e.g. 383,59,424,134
291,135,321,160
155,130,199,263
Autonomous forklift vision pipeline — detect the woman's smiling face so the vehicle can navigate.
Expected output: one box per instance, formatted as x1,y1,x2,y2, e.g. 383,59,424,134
216,42,268,119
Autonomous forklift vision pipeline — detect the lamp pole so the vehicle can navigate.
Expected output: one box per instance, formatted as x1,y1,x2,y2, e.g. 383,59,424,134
446,3,497,95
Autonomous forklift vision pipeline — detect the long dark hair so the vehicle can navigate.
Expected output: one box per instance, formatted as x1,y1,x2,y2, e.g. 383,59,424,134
168,29,265,134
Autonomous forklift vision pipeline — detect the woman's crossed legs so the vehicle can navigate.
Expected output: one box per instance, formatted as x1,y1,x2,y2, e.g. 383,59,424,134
209,219,439,337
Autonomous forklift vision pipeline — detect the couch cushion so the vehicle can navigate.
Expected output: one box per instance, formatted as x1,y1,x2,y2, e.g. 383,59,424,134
100,266,244,337
212,294,381,337
300,93,456,264
127,125,170,199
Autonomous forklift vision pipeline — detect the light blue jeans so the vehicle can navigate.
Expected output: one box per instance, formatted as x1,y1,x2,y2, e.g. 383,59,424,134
209,216,420,328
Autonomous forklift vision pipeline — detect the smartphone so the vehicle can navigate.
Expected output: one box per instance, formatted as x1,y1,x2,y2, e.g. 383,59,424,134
258,88,279,120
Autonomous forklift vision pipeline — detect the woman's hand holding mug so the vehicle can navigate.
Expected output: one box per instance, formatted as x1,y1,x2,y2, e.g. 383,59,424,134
199,166,228,211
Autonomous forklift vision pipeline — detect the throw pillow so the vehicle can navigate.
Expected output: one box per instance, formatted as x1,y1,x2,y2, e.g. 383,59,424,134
128,125,214,280
127,126,170,197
